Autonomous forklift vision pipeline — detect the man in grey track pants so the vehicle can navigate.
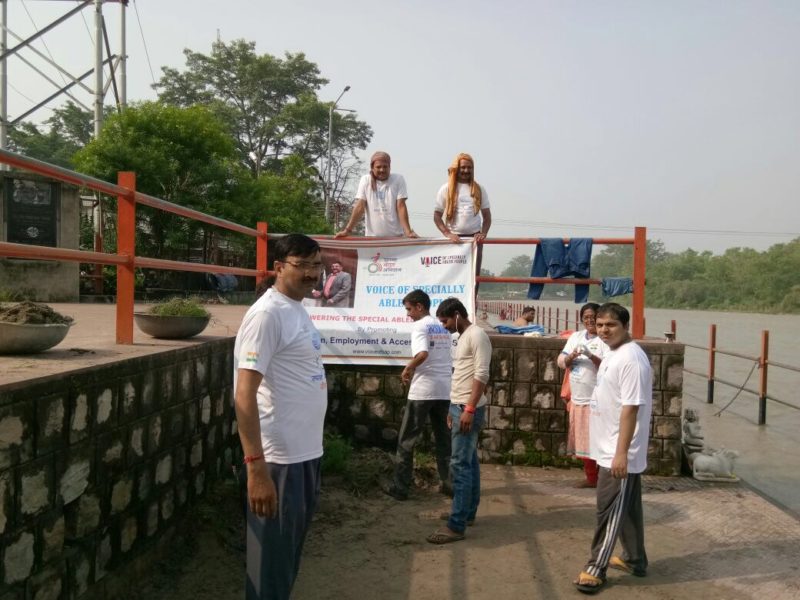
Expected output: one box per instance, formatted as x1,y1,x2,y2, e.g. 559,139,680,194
575,303,653,595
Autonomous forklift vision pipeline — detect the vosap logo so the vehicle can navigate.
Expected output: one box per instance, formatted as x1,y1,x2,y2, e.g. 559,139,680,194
420,254,469,267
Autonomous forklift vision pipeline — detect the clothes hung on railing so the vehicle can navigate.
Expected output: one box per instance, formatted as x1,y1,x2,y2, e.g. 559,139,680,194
527,238,593,303
601,277,633,297
494,324,546,335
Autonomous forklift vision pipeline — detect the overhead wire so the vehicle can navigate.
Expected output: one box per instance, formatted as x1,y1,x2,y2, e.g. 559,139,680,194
132,0,157,85
407,211,798,239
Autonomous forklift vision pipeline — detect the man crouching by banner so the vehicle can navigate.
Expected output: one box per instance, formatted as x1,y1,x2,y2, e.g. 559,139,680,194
385,289,454,501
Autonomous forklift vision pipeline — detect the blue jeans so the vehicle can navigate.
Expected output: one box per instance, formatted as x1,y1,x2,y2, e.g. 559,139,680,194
447,403,486,534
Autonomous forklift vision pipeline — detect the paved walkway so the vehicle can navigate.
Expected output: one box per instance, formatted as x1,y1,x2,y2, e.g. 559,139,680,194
295,466,800,599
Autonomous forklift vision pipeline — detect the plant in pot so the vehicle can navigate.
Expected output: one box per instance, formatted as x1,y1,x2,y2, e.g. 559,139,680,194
134,297,211,339
0,300,75,354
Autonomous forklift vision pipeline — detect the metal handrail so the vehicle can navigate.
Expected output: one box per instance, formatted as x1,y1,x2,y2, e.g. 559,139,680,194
674,321,798,424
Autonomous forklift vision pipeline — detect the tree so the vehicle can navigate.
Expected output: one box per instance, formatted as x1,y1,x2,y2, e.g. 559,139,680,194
73,101,258,261
154,39,372,180
8,102,96,168
74,101,333,267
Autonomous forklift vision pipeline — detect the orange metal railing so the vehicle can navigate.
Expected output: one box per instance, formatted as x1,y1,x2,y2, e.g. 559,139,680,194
0,148,268,344
475,229,647,338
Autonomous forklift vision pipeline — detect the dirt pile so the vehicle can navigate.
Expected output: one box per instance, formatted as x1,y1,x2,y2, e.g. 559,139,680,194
0,301,73,325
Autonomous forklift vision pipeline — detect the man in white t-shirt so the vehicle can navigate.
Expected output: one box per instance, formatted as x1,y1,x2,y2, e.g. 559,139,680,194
335,151,418,238
386,290,453,501
575,303,652,594
233,233,328,600
433,152,492,288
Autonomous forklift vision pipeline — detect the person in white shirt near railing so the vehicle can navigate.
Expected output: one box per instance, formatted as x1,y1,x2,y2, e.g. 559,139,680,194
335,151,418,239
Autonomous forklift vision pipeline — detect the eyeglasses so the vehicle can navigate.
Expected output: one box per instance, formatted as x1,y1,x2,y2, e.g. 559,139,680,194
281,260,324,274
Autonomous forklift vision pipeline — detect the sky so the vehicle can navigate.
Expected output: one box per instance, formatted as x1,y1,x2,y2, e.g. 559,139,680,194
6,0,800,273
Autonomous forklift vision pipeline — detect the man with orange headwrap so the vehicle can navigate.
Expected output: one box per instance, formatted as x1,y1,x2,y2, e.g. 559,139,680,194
434,153,492,283
335,151,418,238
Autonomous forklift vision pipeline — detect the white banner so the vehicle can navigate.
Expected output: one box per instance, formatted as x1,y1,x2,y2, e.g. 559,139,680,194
304,239,475,365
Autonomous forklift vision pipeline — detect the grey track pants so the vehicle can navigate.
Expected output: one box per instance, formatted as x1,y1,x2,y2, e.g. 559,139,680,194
585,467,648,578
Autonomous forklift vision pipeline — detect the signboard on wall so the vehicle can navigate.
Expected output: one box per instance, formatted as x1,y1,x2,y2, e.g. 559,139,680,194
5,179,59,247
305,238,476,365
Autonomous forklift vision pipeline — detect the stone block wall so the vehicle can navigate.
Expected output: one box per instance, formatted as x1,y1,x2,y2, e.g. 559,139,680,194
326,334,685,476
0,339,237,599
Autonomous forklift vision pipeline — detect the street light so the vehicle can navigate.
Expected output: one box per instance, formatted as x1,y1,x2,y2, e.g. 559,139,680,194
325,85,350,223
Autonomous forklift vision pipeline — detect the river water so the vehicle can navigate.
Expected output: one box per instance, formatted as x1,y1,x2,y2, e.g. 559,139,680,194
492,300,800,513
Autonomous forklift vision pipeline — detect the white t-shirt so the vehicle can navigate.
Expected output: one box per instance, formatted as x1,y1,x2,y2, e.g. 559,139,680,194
561,330,609,405
408,315,453,401
434,182,490,235
233,288,328,464
589,341,652,474
355,173,408,237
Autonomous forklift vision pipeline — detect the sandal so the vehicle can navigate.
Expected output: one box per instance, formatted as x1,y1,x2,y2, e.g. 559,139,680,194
426,528,465,545
609,556,647,577
574,571,606,594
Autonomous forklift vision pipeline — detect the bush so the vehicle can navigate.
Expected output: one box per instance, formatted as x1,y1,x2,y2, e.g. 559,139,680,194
147,297,210,318
321,434,352,475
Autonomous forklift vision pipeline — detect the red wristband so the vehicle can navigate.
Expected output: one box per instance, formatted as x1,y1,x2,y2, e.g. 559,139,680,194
243,454,264,464
464,405,476,414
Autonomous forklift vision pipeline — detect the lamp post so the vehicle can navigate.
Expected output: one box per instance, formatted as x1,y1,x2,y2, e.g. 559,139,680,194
325,85,350,223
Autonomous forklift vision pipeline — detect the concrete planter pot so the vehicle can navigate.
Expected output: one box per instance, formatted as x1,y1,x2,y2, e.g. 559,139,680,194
0,321,74,354
134,313,210,339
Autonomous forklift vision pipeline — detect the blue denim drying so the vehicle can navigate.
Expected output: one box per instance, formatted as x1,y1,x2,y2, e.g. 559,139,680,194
601,277,633,297
527,238,593,303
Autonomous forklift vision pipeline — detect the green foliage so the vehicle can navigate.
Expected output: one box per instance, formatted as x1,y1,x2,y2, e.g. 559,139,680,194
321,434,353,475
493,237,800,313
147,297,210,318
155,39,372,178
74,101,256,259
8,102,96,168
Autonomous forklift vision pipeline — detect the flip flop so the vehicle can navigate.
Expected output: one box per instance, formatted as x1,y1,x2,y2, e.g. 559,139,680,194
609,556,647,577
574,571,606,594
426,528,465,545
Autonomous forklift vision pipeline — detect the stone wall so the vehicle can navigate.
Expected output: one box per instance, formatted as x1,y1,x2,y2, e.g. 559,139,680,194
326,333,685,476
0,173,81,302
0,339,237,599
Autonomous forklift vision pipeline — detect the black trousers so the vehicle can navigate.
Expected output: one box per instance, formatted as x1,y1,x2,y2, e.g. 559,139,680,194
392,399,451,493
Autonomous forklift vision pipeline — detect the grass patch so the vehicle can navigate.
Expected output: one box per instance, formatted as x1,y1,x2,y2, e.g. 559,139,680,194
321,434,352,475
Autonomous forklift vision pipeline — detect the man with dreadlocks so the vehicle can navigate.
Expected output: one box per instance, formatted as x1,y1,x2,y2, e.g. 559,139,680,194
433,153,492,283
335,151,418,238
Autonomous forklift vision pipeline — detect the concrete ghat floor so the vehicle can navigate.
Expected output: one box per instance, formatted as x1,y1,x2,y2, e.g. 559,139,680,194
294,466,800,599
